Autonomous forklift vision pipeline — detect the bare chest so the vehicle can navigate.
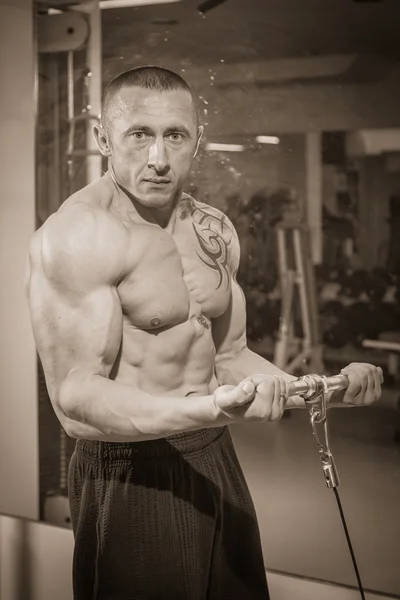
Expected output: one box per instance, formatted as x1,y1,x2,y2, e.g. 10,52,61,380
117,216,232,331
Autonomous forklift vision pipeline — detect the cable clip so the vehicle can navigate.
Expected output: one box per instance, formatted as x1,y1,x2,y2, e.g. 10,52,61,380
298,374,340,489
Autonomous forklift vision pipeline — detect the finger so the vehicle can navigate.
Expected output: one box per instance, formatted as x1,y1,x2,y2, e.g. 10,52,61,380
270,378,282,421
344,364,383,403
354,365,379,405
346,363,383,384
273,378,287,421
255,378,275,421
244,374,271,388
342,366,365,405
341,368,361,404
232,381,256,407
364,369,376,406
356,370,368,405
278,379,288,419
373,367,382,402
217,382,255,412
282,379,289,411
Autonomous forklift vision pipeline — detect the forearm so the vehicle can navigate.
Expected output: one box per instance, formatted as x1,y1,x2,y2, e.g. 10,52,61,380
59,372,224,442
215,347,302,408
215,347,346,409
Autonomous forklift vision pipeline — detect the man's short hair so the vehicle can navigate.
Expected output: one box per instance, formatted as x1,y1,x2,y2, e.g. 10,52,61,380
101,65,199,131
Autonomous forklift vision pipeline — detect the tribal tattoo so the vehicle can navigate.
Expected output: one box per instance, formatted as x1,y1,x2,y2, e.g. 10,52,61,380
190,204,235,290
196,314,210,329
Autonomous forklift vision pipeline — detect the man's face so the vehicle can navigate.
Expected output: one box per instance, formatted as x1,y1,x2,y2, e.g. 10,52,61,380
103,86,201,209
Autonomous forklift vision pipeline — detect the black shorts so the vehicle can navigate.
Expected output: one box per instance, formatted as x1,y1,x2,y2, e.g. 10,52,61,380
68,426,270,600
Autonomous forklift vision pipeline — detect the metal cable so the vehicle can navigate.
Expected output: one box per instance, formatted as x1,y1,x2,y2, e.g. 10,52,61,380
333,487,365,600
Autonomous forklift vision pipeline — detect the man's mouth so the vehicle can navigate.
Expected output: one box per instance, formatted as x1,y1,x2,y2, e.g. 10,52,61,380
143,178,171,184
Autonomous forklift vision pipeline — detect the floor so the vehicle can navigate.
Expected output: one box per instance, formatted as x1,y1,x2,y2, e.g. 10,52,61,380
267,570,399,600
230,399,400,597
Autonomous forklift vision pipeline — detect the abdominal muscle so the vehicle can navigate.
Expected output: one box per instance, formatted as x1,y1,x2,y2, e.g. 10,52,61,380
111,313,220,399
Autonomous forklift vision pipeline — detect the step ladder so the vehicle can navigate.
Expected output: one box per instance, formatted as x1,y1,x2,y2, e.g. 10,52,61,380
66,50,102,195
273,218,324,375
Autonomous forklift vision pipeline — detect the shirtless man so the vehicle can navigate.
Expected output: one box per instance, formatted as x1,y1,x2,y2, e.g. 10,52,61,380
26,66,382,600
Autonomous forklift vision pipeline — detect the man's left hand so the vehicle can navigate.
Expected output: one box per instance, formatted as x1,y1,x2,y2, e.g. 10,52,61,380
339,362,383,406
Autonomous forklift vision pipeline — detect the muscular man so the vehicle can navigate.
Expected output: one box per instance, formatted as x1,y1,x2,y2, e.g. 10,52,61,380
26,66,382,600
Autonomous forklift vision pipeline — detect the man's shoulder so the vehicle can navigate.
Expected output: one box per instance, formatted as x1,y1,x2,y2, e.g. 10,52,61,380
183,195,240,274
33,179,127,283
45,177,124,242
59,175,115,220
183,195,237,239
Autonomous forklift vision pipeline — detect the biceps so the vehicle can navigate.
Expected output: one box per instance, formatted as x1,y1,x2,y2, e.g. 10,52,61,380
30,276,123,402
213,279,247,360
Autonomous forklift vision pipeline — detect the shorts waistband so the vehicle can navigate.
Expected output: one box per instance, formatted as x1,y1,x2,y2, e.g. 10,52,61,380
75,427,227,462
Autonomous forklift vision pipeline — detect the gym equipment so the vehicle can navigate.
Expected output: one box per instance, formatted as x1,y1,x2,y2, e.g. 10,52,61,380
246,282,280,341
239,191,284,295
363,335,400,387
386,196,400,275
273,218,323,374
345,302,380,347
321,300,347,348
245,286,267,341
340,268,369,299
225,371,375,598
362,336,400,442
43,426,72,529
323,325,348,349
266,300,281,338
37,10,89,54
366,267,393,302
369,302,399,336
319,268,400,349
66,50,102,195
288,371,347,397
290,371,367,599
321,300,399,350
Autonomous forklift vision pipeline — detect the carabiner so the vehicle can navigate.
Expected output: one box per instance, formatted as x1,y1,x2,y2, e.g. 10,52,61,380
297,375,341,489
309,409,340,488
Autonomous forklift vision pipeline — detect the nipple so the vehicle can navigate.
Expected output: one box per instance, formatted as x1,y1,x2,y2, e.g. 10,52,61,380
150,318,162,328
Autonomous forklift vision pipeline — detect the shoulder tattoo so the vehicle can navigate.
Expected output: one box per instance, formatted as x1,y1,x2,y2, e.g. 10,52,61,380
190,203,240,290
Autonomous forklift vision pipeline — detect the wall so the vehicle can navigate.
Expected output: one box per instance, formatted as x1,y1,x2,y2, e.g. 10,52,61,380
0,0,39,520
0,514,392,600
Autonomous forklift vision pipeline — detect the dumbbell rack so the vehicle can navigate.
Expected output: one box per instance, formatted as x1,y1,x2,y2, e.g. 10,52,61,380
273,218,324,375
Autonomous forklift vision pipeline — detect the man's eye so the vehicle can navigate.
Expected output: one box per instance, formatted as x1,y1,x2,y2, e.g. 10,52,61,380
168,133,183,141
132,132,148,140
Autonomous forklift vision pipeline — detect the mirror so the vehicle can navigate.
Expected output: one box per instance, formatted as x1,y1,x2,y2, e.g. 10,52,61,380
35,0,400,596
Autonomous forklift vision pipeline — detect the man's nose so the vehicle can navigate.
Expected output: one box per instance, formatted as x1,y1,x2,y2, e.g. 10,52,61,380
148,138,169,172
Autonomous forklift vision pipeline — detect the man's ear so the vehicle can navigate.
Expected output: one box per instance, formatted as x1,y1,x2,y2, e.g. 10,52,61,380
93,122,112,157
193,125,204,158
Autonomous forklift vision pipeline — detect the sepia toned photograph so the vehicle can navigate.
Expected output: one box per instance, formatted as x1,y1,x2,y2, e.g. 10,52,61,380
1,0,400,599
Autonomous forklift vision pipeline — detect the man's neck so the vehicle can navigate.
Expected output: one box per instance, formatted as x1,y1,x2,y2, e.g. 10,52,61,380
149,199,181,232
107,167,183,232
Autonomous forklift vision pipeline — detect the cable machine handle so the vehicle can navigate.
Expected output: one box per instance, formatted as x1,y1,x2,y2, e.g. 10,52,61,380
288,373,349,400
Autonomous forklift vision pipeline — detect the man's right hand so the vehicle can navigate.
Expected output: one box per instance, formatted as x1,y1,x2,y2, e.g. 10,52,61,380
213,376,288,423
